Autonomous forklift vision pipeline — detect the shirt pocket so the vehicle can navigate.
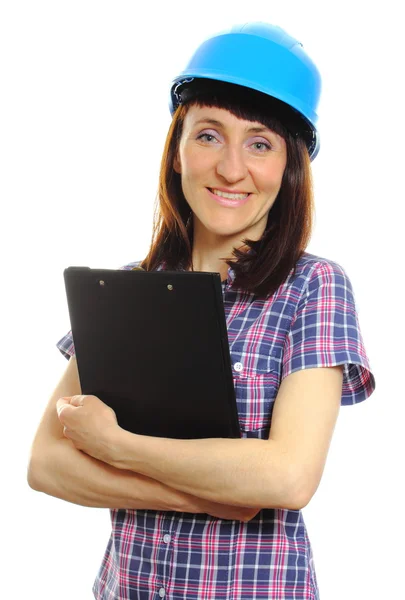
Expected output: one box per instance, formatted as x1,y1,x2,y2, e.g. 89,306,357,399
231,344,281,435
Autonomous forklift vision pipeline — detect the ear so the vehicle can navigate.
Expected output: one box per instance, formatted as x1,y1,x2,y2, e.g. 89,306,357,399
173,153,181,174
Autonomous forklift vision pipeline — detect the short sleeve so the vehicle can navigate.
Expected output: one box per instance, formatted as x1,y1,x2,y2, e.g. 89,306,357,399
281,260,376,405
56,330,76,360
56,260,143,361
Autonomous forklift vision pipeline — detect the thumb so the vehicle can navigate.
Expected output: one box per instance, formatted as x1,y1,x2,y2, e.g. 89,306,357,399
56,397,76,418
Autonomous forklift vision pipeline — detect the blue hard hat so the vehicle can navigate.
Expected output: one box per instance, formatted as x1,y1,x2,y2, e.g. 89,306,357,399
169,23,322,160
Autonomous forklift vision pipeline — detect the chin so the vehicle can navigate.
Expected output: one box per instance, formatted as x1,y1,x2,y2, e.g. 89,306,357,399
203,223,246,237
194,211,257,239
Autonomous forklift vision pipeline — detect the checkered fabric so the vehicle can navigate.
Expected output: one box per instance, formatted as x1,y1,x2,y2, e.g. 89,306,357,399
57,251,376,599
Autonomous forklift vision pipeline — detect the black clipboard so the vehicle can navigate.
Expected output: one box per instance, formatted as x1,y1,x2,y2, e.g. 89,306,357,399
63,267,241,439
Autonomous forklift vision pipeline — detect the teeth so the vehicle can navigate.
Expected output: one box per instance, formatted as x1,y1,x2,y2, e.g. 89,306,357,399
212,189,249,200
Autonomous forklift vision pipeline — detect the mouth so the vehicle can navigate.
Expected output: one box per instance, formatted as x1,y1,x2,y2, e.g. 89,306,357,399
207,187,251,207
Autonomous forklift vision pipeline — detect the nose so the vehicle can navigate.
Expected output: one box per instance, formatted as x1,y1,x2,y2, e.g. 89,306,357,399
216,145,248,183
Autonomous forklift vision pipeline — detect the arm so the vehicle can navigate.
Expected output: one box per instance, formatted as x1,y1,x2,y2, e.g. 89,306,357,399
60,365,342,510
114,365,343,508
28,357,259,520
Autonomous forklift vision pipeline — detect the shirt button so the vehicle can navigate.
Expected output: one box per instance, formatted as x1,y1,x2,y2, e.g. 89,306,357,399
163,534,171,543
234,362,243,372
159,588,166,598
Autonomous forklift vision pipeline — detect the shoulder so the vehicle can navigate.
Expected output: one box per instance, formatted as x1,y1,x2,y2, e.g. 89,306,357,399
289,251,353,295
278,252,357,318
292,251,350,283
118,260,143,270
118,260,166,272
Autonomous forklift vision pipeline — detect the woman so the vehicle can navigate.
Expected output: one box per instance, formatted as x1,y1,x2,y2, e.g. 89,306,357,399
28,22,376,600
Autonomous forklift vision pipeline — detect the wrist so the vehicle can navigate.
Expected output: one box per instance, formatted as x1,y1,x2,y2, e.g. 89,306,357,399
103,425,127,468
107,427,142,471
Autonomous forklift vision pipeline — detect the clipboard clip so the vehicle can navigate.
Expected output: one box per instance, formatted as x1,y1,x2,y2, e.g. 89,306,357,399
131,265,175,291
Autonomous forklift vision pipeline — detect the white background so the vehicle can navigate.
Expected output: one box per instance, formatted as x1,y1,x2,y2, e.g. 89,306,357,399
1,1,403,598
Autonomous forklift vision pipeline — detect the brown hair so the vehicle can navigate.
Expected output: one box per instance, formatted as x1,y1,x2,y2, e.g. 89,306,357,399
140,86,315,299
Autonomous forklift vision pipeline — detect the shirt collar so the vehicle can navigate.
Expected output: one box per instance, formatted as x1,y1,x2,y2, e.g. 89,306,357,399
225,265,236,285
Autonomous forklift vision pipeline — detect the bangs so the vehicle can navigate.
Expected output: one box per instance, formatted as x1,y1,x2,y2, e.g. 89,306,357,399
190,95,290,141
176,78,308,141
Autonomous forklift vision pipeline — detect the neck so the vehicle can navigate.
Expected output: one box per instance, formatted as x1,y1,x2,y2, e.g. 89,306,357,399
189,229,237,278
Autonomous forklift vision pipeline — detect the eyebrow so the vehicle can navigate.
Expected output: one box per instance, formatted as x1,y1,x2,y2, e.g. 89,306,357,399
193,118,274,135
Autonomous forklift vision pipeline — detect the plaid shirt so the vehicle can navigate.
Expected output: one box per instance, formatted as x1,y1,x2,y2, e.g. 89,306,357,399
57,251,376,600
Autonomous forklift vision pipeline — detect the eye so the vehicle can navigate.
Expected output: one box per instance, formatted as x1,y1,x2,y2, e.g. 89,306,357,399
196,131,220,144
250,139,272,152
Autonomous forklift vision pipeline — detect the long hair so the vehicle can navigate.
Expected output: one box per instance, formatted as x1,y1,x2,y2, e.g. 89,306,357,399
140,86,315,299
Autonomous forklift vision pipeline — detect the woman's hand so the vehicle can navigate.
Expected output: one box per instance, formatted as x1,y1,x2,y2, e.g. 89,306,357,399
206,504,261,522
56,395,121,464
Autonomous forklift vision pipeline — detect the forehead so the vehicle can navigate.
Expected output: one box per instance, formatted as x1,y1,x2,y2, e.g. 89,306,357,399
183,104,272,131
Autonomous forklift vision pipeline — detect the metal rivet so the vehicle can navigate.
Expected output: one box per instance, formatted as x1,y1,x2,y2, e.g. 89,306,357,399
99,280,105,286
167,284,173,291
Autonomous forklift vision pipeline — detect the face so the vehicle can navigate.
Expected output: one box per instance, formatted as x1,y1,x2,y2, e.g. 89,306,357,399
174,104,287,245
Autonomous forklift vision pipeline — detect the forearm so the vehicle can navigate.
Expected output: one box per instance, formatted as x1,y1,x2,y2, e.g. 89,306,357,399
111,432,297,509
28,438,212,512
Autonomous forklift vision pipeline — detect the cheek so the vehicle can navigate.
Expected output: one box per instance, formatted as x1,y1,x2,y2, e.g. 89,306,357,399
181,168,203,199
179,146,215,180
257,160,286,192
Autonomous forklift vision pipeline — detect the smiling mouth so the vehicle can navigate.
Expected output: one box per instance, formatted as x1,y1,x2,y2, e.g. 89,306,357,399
207,188,250,200
207,187,251,208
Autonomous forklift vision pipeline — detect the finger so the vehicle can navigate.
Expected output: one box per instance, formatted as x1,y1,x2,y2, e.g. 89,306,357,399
56,397,71,416
56,400,78,421
68,395,85,407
